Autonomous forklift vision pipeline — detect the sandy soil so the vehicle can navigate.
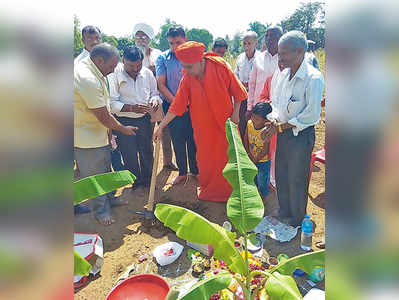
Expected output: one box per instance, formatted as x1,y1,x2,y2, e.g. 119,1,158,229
74,120,325,299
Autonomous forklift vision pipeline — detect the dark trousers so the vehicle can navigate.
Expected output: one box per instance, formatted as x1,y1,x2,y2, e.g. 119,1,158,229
238,100,248,140
163,102,198,176
111,146,124,171
74,145,113,218
151,121,174,165
116,115,153,185
275,126,315,225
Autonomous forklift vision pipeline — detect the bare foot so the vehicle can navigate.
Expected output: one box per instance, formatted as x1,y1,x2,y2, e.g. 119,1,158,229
95,216,115,226
171,175,187,186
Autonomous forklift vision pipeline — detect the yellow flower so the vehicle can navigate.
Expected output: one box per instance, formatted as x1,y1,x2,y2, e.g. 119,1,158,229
240,250,252,260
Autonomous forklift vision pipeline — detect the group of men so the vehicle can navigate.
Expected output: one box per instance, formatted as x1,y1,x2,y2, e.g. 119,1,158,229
74,22,324,227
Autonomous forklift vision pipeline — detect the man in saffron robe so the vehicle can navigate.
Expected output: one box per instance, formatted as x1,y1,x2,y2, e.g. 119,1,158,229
153,41,248,202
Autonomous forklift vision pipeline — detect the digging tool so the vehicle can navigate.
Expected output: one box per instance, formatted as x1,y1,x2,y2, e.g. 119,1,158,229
132,137,161,220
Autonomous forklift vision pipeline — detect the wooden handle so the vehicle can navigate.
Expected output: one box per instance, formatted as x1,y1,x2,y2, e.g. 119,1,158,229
147,138,161,211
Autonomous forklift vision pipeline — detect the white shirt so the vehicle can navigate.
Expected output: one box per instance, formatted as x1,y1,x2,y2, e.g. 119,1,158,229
74,48,90,65
108,63,162,118
248,50,278,111
269,67,283,102
234,50,260,84
143,48,162,69
268,58,324,136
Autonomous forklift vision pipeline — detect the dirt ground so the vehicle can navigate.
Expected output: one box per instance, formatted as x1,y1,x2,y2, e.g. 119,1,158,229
74,120,325,299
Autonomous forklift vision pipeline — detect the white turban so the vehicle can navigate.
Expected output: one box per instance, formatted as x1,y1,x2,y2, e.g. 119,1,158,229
133,23,154,40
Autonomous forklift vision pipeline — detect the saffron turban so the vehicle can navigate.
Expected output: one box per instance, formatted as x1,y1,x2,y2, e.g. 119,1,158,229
175,41,205,64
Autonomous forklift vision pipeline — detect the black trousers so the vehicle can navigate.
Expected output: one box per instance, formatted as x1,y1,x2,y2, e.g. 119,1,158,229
116,115,153,185
275,126,315,226
163,102,198,176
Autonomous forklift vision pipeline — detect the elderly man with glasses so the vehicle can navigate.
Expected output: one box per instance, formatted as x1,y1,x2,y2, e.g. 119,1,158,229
264,31,324,227
133,23,162,76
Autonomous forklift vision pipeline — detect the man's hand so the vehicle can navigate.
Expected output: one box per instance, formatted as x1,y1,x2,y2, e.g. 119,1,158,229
245,110,252,122
153,126,163,142
131,104,151,114
261,123,277,141
119,125,138,136
150,100,160,112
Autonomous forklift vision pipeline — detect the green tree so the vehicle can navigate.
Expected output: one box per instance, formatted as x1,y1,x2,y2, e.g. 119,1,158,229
74,15,84,57
186,28,213,50
153,18,181,51
102,34,118,47
248,21,271,49
117,37,135,55
224,34,231,49
279,1,325,48
231,32,243,56
248,21,266,38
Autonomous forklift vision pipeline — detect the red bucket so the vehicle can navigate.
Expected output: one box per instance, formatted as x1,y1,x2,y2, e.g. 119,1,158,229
105,274,170,300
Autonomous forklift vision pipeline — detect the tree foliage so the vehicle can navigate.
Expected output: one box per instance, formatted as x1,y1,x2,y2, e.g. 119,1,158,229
74,15,84,57
102,34,118,48
279,1,325,48
74,2,325,59
117,37,135,55
231,32,243,56
186,28,213,50
152,18,181,51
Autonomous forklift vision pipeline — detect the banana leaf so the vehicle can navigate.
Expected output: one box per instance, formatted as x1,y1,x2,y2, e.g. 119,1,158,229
74,170,136,205
179,273,234,300
74,250,91,276
265,271,302,300
155,204,247,274
223,119,264,234
271,250,325,275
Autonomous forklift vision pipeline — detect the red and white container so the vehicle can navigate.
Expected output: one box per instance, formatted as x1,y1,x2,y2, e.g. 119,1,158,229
74,233,104,286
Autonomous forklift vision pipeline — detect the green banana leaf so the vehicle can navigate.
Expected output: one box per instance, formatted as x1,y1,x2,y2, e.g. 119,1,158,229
265,271,302,300
223,119,264,234
179,273,234,300
271,250,325,275
155,204,247,274
74,170,136,205
74,250,91,276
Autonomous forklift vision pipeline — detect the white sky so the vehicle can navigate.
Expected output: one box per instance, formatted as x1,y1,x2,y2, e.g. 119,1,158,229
73,0,308,39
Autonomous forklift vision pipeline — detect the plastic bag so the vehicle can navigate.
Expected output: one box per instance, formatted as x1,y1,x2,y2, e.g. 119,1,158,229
153,242,184,266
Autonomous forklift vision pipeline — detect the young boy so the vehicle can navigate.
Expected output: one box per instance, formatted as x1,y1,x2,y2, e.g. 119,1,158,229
243,102,273,200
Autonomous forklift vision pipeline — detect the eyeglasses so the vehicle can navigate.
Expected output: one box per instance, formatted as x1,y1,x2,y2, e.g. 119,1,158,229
135,35,149,40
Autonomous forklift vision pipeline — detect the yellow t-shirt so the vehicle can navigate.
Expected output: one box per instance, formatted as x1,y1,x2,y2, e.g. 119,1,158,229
74,57,110,148
247,120,269,162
